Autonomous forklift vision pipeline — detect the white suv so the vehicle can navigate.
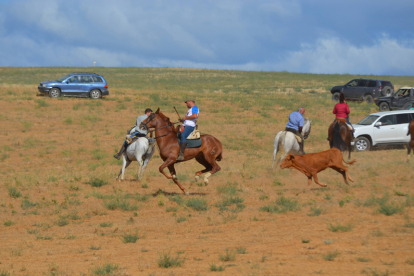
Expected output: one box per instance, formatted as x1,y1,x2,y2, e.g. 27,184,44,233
352,110,414,151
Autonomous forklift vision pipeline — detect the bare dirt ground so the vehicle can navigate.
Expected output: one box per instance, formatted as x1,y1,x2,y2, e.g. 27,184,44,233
0,76,414,276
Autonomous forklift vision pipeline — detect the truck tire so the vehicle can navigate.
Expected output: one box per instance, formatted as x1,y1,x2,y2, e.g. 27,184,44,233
355,137,371,152
332,92,340,102
381,86,392,97
363,95,374,104
379,102,390,111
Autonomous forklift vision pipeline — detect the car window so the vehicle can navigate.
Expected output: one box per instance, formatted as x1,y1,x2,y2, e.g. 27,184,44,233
358,80,368,87
379,115,396,125
346,80,358,87
57,74,72,82
396,89,410,97
80,76,92,83
358,115,379,125
396,114,411,124
367,80,376,87
382,81,392,87
68,76,80,83
409,113,414,120
92,76,103,83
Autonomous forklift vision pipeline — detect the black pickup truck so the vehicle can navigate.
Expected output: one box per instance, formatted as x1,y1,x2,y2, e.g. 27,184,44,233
375,87,414,111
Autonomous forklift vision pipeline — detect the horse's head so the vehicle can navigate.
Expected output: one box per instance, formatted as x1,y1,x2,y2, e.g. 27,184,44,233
302,118,312,139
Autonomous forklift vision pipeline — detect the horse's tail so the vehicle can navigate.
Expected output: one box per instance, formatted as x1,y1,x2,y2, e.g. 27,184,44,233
342,157,356,165
408,121,413,136
333,122,346,151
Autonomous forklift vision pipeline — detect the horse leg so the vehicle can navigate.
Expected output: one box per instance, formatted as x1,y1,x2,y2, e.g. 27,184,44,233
201,155,221,185
272,135,280,169
116,156,132,181
167,164,187,195
137,159,144,180
139,144,156,179
312,173,327,187
195,156,213,185
407,143,412,163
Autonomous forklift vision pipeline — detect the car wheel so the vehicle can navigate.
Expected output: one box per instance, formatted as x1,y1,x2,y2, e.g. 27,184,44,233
381,86,392,97
363,95,374,104
379,102,390,111
49,88,61,98
90,89,101,99
355,137,371,152
332,92,340,102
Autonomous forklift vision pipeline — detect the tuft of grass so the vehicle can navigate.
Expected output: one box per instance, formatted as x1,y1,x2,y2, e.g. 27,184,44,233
3,220,15,227
215,196,245,212
323,250,340,261
8,187,22,198
91,263,119,275
364,194,389,207
157,251,184,268
166,206,178,212
328,223,353,232
216,182,239,195
104,198,139,211
259,196,300,213
121,232,142,243
210,264,225,271
168,195,184,206
57,218,69,227
35,99,49,108
100,222,113,227
377,203,404,216
361,267,390,276
89,245,101,250
357,257,371,262
186,198,208,211
20,199,37,210
236,246,247,254
219,248,236,262
176,216,187,223
302,239,311,243
406,258,414,265
307,206,323,217
85,178,108,187
0,270,11,276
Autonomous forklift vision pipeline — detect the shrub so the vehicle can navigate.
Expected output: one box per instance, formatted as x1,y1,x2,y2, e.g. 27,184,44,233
377,203,404,216
357,257,370,262
328,223,353,232
100,222,113,227
57,218,69,227
104,198,139,211
176,216,187,223
3,220,15,226
186,198,208,211
8,187,22,198
21,199,37,210
216,182,239,195
307,206,323,217
219,248,236,262
323,251,340,261
121,232,142,243
259,196,300,213
236,247,247,254
157,251,184,268
168,195,184,206
215,196,245,212
210,264,225,271
91,263,119,275
86,178,108,188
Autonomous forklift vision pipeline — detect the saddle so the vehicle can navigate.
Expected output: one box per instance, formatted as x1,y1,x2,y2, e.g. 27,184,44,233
125,135,140,144
178,125,201,140
335,119,353,131
283,130,302,143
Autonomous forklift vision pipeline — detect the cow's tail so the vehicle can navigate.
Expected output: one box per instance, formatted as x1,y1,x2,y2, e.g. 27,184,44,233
342,157,356,165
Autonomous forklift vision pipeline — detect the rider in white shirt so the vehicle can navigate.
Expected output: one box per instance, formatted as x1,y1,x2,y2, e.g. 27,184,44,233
177,99,199,161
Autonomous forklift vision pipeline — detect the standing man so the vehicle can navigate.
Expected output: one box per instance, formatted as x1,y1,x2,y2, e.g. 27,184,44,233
285,107,306,155
113,108,153,160
177,99,199,161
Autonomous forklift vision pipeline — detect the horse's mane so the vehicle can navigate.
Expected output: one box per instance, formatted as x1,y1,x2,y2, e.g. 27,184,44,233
157,110,178,133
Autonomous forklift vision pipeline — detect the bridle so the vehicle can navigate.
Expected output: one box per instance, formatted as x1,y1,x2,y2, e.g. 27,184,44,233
141,113,179,139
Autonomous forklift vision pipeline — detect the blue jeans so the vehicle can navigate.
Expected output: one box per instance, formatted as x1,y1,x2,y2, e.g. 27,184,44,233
181,126,195,143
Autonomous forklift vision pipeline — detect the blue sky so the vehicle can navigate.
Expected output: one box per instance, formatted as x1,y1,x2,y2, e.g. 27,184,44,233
1,0,414,75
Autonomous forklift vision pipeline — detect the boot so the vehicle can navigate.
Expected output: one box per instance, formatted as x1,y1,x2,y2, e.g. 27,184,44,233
299,141,306,155
113,143,126,160
177,142,187,161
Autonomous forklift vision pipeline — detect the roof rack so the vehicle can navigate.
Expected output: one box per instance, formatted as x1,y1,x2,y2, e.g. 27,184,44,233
70,72,98,75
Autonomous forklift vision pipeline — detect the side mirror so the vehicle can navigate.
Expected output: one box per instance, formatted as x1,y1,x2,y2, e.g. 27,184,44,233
375,122,382,127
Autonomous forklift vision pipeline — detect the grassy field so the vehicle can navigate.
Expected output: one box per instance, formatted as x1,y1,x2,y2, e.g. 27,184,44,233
0,67,414,275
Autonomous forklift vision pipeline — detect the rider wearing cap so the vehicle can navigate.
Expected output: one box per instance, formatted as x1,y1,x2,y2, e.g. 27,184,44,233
113,108,153,160
177,99,199,161
285,107,306,155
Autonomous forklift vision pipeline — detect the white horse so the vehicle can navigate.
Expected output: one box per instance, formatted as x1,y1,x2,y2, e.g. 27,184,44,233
272,118,312,168
116,137,156,181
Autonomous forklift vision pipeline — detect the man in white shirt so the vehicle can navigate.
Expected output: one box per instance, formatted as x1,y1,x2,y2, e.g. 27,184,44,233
177,99,199,161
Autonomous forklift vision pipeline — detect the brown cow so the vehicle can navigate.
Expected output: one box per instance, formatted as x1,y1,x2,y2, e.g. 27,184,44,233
280,148,356,187
407,120,414,163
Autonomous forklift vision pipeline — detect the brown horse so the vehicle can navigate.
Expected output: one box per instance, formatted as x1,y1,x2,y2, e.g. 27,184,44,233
328,120,353,160
407,120,414,162
140,108,223,194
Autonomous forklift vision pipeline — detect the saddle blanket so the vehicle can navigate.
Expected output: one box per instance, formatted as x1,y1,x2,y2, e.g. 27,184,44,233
178,138,202,148
283,131,302,143
335,119,353,131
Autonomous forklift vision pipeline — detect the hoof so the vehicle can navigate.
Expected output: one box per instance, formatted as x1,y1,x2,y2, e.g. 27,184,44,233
173,175,178,180
195,176,200,182
203,179,209,186
185,191,189,196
